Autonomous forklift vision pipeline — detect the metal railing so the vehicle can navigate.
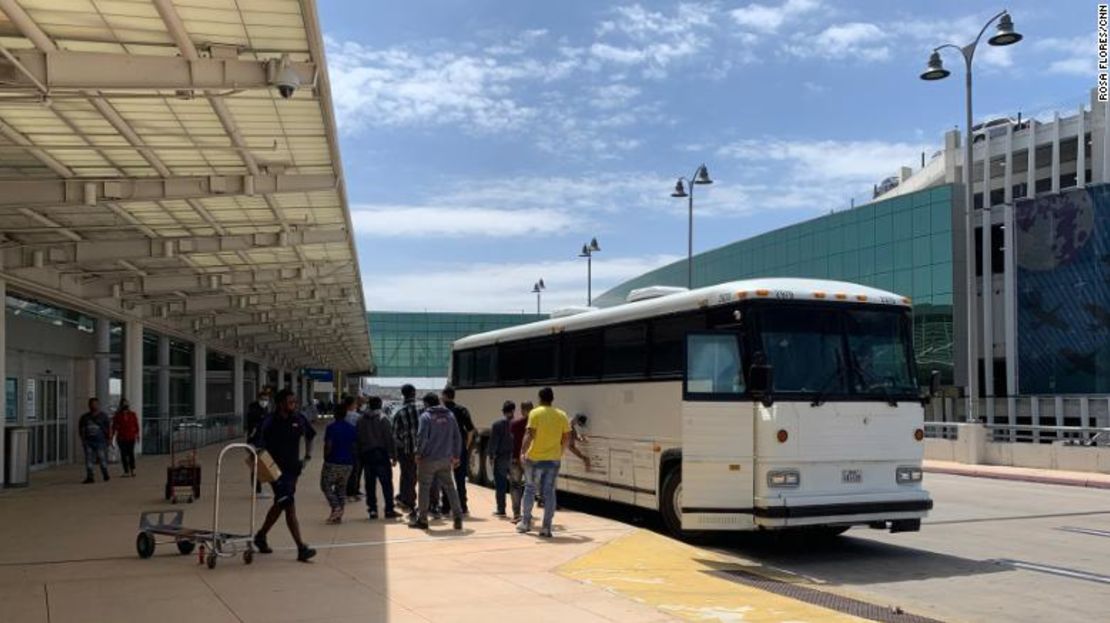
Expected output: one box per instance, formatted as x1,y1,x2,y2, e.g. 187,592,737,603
923,422,960,440
927,395,1110,427
923,420,1110,446
983,423,1110,446
141,413,243,455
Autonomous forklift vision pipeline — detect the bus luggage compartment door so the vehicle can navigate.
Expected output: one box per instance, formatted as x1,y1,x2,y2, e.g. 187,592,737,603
680,332,755,531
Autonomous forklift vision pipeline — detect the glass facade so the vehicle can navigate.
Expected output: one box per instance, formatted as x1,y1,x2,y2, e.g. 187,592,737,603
368,311,546,378
1016,183,1110,393
595,185,956,384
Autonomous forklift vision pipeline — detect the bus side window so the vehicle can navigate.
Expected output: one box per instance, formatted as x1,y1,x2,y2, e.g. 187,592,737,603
685,334,745,398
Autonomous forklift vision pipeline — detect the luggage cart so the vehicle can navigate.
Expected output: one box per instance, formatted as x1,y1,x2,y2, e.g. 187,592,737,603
137,442,259,569
165,420,202,503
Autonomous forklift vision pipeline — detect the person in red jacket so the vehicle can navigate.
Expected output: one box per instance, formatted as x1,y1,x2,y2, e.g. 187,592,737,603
111,400,140,477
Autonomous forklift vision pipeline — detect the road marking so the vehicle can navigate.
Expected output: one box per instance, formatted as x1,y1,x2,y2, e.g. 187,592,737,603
925,509,1110,526
1056,525,1110,539
559,529,872,622
994,559,1110,585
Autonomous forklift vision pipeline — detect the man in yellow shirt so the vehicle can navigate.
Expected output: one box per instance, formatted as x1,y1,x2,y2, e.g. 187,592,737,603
516,387,570,538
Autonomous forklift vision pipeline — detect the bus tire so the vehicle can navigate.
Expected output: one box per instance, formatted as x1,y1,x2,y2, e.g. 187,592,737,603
659,466,684,538
466,439,487,485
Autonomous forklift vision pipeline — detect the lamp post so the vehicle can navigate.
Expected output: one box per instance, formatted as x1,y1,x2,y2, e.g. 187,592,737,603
670,164,713,289
579,238,600,306
920,10,1022,423
531,279,546,315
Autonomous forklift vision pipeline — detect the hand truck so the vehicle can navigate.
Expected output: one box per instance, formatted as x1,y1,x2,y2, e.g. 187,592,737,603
137,442,259,569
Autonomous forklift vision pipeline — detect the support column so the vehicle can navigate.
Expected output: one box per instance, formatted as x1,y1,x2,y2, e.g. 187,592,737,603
233,354,245,422
94,318,110,405
157,335,170,418
278,367,285,391
982,130,994,421
193,342,207,418
257,363,266,394
124,320,144,454
0,276,6,474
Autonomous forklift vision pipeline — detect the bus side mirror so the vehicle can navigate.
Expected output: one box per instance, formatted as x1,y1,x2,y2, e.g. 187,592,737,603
921,370,941,406
749,363,774,408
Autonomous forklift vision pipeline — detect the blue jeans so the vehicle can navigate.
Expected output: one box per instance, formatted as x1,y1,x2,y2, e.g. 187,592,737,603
521,460,560,531
83,442,108,474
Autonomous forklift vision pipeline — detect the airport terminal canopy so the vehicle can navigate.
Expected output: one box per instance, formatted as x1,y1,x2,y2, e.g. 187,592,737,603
0,0,370,373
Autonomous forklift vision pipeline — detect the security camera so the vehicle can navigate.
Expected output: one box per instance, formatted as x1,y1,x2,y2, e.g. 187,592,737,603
275,65,300,99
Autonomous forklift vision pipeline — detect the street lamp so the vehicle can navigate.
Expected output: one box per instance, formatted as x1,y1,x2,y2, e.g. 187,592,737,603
920,10,1022,424
579,238,600,306
531,279,546,315
670,164,713,289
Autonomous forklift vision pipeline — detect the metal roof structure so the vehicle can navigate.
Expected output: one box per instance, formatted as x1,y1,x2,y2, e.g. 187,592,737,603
0,0,370,373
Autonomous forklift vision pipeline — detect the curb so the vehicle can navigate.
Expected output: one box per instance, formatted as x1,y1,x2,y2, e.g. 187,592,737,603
924,465,1110,490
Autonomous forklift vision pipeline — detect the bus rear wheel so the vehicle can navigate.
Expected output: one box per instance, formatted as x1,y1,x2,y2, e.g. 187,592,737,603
466,441,487,486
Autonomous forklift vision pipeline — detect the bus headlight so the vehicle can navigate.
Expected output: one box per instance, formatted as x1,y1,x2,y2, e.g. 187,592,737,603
767,469,800,488
896,466,923,484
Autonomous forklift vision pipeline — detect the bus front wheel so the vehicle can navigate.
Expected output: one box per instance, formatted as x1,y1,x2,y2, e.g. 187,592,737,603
660,466,684,538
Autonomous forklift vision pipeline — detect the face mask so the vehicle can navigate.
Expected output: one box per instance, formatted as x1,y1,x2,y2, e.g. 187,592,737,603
259,400,269,408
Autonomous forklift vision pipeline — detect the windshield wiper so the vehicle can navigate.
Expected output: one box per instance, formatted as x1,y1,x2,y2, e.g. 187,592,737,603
847,351,898,407
810,348,845,407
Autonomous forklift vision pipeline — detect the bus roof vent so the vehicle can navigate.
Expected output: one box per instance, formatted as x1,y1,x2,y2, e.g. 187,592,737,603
550,306,595,318
627,286,688,303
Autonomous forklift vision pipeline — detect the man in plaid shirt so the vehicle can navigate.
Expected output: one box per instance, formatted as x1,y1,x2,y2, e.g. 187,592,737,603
391,384,421,514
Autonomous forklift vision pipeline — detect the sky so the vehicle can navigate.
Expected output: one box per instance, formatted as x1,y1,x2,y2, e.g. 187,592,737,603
317,0,1096,314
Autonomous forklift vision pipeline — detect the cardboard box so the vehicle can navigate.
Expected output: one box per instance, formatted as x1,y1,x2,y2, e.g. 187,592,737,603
247,449,282,483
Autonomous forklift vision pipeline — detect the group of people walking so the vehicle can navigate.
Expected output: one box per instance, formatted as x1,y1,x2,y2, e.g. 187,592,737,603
232,381,587,563
77,397,139,483
317,384,583,539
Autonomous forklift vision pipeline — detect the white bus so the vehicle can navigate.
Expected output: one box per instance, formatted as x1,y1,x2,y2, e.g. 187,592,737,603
451,278,934,539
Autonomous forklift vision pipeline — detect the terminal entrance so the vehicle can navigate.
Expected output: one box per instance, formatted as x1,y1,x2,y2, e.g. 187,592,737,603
23,376,70,470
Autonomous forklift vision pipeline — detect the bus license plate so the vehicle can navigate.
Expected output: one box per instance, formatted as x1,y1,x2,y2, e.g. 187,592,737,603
842,469,862,483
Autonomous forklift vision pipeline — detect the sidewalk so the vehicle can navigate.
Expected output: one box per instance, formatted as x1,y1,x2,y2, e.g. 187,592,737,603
0,432,675,623
924,459,1110,490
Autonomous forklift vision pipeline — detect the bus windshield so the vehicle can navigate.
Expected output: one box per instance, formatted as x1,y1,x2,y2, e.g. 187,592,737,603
757,305,916,401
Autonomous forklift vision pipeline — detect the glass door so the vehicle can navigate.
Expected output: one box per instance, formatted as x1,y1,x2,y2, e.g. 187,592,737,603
27,376,69,469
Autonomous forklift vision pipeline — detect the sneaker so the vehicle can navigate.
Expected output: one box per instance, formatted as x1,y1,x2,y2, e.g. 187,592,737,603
538,528,553,538
82,475,94,484
516,519,532,534
253,534,273,554
368,510,378,520
453,516,463,530
493,511,506,517
384,511,401,520
296,545,316,562
407,519,429,530
430,511,443,521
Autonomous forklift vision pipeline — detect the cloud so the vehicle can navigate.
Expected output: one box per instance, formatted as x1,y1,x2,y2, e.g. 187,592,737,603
590,3,716,78
350,172,676,240
730,0,819,34
326,39,539,133
363,254,681,313
803,22,890,62
1036,36,1090,76
712,137,934,212
350,206,579,238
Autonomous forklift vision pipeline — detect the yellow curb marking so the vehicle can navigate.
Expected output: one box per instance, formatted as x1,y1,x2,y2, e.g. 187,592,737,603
558,529,867,623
